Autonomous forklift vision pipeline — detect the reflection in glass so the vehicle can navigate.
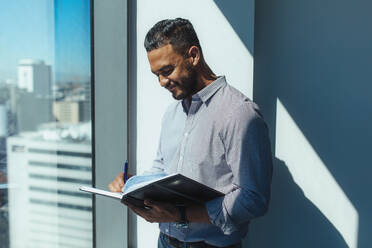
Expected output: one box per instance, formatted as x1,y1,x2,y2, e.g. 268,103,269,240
0,1,92,247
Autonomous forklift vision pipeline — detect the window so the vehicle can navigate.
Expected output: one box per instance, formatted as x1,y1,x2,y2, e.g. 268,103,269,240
0,1,93,247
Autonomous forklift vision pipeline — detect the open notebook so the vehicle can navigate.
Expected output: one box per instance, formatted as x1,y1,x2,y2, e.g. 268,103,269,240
79,173,224,208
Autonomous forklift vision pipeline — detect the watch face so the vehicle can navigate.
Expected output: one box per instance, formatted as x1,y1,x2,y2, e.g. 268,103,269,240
175,223,189,229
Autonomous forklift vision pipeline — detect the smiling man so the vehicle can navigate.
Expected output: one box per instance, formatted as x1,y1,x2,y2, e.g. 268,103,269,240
109,18,273,248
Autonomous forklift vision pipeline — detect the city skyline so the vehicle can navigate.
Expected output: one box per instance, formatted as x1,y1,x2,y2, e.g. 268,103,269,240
0,2,93,247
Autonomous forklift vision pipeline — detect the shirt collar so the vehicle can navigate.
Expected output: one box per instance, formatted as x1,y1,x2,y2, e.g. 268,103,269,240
181,76,226,113
194,76,227,103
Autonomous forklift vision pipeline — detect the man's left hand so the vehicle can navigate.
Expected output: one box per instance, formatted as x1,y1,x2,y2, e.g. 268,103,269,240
123,199,179,223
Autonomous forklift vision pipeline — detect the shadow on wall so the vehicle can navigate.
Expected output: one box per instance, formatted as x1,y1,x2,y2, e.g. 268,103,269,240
215,0,372,247
247,158,347,248
213,0,254,56
251,0,372,247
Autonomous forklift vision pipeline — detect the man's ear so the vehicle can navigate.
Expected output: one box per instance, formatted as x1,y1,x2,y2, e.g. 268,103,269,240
187,46,200,66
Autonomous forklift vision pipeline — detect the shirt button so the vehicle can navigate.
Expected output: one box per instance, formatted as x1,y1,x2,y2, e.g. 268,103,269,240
165,229,169,233
184,132,188,137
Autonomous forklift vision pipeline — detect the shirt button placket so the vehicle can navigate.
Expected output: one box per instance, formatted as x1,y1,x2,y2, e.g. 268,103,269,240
178,113,192,172
178,138,187,170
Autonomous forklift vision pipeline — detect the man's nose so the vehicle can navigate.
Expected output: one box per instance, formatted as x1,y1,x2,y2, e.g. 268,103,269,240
159,75,169,88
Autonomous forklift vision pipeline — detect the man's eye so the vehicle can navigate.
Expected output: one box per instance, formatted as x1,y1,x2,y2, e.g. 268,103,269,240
162,69,173,76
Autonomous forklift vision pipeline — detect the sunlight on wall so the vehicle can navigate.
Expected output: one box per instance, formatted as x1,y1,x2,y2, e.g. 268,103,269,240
275,98,359,248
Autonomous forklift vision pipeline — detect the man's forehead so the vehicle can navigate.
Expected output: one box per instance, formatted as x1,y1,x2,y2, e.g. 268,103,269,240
147,44,178,72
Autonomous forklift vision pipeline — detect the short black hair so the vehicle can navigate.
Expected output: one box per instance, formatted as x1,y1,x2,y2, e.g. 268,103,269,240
144,18,202,56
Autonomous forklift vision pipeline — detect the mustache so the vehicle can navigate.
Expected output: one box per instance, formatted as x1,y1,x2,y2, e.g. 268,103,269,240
165,81,181,90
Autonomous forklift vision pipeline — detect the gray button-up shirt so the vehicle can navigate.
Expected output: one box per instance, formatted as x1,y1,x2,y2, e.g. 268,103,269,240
149,76,273,246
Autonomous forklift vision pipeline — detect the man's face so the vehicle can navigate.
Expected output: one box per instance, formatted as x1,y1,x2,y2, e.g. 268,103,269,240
147,44,197,100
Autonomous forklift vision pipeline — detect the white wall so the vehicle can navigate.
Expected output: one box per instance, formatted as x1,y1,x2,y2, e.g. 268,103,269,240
136,0,254,247
129,0,372,247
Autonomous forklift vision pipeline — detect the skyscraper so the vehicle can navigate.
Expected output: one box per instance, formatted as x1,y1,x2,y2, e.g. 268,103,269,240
7,127,92,248
17,59,52,96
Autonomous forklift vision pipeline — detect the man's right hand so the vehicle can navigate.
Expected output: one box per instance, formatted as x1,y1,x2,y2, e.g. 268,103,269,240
108,172,130,192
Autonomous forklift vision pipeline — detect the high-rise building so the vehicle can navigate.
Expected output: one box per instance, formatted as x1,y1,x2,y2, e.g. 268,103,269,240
16,92,53,132
17,59,52,96
53,100,90,124
7,128,92,248
0,105,7,137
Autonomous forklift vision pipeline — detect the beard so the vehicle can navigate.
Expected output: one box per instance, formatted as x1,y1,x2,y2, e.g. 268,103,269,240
171,65,198,100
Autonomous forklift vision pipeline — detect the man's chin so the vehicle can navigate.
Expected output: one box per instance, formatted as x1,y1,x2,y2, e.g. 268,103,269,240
172,91,187,100
172,94,184,100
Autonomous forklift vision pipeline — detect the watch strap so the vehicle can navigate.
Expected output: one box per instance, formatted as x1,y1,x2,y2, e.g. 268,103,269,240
176,205,188,224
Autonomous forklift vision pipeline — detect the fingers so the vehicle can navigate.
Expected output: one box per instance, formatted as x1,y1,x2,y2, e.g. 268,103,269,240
108,172,135,192
108,172,124,192
144,200,161,212
124,202,155,222
123,199,178,223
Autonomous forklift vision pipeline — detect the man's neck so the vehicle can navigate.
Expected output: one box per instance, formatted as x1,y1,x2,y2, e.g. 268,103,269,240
195,60,217,92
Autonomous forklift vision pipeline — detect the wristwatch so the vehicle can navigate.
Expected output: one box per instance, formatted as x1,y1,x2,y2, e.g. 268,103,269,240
176,205,188,227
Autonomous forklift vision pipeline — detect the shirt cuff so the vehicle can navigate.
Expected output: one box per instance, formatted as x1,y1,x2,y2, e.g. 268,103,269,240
205,196,237,235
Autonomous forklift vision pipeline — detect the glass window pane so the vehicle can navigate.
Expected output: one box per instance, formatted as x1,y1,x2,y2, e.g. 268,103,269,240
0,1,92,248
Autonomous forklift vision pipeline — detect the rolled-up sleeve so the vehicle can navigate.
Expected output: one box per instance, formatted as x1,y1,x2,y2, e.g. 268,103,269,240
206,103,273,234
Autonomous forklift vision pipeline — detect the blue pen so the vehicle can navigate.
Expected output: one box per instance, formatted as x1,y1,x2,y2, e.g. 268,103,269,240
123,160,129,183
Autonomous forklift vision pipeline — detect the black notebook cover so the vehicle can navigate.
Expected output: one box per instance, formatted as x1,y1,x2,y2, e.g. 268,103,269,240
122,174,224,207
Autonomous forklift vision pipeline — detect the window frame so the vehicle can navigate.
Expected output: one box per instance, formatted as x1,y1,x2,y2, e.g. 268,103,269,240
91,0,129,247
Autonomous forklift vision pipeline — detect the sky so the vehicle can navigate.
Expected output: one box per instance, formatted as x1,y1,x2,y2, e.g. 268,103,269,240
0,0,91,83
